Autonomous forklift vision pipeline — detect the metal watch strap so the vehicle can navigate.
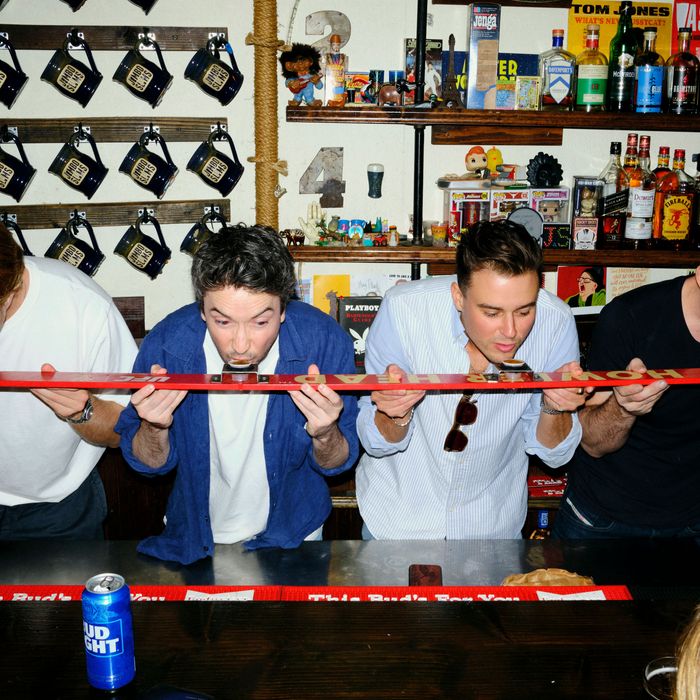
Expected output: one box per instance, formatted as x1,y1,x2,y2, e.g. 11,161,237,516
61,396,94,424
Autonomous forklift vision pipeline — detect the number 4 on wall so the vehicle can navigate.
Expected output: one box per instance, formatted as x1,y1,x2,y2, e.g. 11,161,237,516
299,147,346,208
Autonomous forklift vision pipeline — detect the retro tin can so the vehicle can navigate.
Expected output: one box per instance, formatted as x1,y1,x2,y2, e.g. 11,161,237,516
82,573,135,691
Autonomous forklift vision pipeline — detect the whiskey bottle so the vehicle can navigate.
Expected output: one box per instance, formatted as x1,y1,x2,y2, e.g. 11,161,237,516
634,27,665,113
652,149,695,250
624,134,655,248
598,141,628,248
539,29,576,110
607,1,639,112
623,132,639,177
575,24,608,112
666,27,699,115
652,145,671,181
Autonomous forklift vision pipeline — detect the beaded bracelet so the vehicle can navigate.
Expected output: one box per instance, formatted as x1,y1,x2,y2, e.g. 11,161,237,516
540,396,566,415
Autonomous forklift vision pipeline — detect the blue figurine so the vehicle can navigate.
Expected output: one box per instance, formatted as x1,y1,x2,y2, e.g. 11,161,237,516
280,43,323,106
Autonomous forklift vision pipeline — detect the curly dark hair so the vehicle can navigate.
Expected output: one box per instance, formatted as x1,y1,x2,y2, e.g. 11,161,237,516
191,224,297,309
0,223,24,305
279,43,321,79
456,219,543,290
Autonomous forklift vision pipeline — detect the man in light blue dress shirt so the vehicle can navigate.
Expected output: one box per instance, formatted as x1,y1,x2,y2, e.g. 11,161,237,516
356,220,587,540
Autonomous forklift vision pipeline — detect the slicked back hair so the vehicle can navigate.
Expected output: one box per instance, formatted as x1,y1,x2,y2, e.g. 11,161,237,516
191,224,297,309
456,219,543,291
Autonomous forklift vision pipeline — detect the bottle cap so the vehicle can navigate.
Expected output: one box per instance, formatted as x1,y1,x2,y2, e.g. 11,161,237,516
659,146,670,155
640,135,651,150
644,27,658,35
552,29,565,37
586,24,600,32
674,148,686,160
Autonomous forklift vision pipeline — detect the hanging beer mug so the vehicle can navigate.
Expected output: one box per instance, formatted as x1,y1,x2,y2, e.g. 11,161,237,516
180,207,228,257
184,36,244,106
0,127,36,203
45,212,105,277
59,0,90,9
128,0,159,13
187,124,244,197
0,34,29,109
48,125,109,199
41,29,102,107
119,126,178,199
1,214,33,256
114,209,171,279
113,33,172,108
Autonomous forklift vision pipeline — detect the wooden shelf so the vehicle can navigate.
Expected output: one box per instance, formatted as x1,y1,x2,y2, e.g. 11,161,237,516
433,0,569,6
287,106,700,145
0,25,228,51
289,245,700,269
0,118,227,143
1,199,231,230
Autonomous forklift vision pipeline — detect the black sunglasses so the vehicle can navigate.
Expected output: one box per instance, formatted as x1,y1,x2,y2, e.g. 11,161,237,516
443,392,478,452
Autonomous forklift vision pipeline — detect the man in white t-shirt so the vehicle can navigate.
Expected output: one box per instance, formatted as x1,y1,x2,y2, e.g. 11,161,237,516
0,224,137,539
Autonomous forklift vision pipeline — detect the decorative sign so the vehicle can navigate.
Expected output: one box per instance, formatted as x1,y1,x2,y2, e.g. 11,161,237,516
0,584,632,602
1,369,699,392
299,147,345,208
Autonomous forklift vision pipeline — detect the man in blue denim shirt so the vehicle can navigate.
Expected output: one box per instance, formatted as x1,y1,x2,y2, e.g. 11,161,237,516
116,225,358,565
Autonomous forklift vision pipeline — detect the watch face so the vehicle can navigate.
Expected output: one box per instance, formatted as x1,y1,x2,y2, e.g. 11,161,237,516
507,206,544,242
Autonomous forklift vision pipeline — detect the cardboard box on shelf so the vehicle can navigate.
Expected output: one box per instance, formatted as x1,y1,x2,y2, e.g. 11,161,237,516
465,3,501,109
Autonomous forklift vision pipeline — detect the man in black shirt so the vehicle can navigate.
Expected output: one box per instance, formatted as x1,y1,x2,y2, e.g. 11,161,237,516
552,268,700,539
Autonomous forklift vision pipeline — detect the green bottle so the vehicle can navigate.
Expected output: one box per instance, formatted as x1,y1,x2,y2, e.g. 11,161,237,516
607,1,640,111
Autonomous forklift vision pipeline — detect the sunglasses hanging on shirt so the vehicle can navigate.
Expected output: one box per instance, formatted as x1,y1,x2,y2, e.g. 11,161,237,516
443,392,478,452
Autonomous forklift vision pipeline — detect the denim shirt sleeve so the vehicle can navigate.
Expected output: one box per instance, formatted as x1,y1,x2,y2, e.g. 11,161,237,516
114,329,179,475
356,294,415,457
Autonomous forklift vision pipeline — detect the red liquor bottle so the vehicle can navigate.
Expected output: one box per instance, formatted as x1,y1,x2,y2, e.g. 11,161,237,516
652,149,695,250
623,132,639,177
652,146,671,181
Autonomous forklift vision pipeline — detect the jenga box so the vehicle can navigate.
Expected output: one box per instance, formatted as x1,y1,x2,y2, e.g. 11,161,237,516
530,188,570,224
466,3,501,109
490,189,530,221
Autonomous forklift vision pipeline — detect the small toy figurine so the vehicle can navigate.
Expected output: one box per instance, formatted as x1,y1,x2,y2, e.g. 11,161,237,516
579,187,598,216
465,146,488,176
323,34,346,107
486,146,503,178
537,200,561,222
279,43,323,107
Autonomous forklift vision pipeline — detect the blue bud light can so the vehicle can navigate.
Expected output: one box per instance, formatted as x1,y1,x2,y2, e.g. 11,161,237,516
82,573,136,691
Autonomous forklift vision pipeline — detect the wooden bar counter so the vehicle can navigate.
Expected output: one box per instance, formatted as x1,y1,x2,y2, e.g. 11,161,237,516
1,539,698,698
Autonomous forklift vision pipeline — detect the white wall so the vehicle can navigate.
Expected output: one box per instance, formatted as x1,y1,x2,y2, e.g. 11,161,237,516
2,0,698,328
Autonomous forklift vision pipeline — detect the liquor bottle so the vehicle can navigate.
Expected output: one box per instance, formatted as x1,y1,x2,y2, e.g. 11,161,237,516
575,24,608,112
598,141,628,249
652,149,695,250
623,132,639,177
624,134,655,248
529,510,551,539
634,27,665,113
666,27,699,115
607,1,639,112
652,145,671,181
692,154,700,247
539,29,576,110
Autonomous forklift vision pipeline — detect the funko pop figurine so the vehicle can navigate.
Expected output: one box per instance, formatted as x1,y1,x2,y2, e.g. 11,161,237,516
279,43,324,106
465,146,488,176
537,200,561,222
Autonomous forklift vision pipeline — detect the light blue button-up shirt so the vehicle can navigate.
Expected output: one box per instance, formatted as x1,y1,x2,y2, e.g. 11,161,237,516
356,275,581,540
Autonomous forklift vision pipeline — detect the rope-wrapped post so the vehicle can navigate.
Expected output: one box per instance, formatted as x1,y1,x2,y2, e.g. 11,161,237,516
246,0,287,230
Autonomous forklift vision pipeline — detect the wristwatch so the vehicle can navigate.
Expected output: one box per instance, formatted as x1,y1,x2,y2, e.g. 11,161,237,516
61,397,94,424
